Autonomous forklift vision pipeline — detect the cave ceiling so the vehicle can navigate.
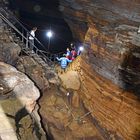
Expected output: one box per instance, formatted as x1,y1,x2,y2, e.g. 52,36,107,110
8,0,140,43
9,0,140,26
9,0,63,25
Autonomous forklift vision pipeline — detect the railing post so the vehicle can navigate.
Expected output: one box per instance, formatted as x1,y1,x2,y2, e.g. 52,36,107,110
36,48,38,54
53,54,56,62
21,27,24,42
26,32,28,48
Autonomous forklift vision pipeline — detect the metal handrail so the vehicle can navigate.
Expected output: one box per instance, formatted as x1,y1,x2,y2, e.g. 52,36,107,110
0,7,65,57
0,6,65,64
0,10,53,64
0,7,47,51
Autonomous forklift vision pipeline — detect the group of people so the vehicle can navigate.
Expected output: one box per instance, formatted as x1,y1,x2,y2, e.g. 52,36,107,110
56,46,81,71
65,47,77,61
28,27,81,71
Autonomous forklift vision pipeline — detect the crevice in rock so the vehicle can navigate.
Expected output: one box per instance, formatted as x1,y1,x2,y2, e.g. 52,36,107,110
14,107,29,139
82,103,123,140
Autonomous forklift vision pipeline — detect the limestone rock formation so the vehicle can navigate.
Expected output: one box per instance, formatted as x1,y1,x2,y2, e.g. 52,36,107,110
16,56,50,91
59,0,140,41
16,56,60,91
0,62,46,140
58,1,140,140
67,56,140,140
59,70,81,90
0,18,21,65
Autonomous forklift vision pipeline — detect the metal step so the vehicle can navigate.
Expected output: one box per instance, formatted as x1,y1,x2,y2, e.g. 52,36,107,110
42,64,49,67
34,57,43,61
19,42,25,46
30,53,38,56
4,30,11,33
14,37,21,42
39,61,46,65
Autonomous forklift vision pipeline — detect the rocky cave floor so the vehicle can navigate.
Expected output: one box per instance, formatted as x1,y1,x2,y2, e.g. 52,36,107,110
38,66,122,140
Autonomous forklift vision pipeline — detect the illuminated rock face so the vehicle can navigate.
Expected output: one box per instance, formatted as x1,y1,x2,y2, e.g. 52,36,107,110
59,0,140,140
84,27,140,95
59,0,140,41
68,56,140,140
0,62,46,140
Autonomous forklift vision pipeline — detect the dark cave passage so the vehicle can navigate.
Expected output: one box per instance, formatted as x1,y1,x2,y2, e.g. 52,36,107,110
8,0,73,53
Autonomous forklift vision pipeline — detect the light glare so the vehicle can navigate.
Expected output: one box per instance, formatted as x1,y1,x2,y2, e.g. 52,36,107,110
46,31,53,38
79,46,84,51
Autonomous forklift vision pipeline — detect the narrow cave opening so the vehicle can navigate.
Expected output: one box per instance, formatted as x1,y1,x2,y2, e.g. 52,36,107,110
8,0,73,53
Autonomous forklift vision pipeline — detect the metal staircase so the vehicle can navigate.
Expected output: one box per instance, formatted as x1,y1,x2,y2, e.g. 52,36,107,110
0,4,63,68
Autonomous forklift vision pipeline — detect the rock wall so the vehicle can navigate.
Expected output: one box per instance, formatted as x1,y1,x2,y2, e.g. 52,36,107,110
59,0,140,41
59,0,140,140
0,62,46,140
84,27,140,94
67,56,140,140
0,18,21,65
39,82,106,140
0,12,47,139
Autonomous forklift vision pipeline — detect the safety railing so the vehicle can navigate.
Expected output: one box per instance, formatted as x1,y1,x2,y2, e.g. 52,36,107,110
0,10,53,63
0,5,46,50
0,6,64,64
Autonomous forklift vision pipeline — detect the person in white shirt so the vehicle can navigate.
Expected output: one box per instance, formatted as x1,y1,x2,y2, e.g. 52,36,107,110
138,26,140,33
29,27,37,51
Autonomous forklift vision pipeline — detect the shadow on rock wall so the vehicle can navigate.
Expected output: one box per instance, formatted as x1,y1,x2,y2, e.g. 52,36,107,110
119,48,140,99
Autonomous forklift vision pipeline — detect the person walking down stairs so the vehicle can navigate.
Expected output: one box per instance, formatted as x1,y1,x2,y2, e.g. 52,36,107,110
29,27,37,52
56,54,72,72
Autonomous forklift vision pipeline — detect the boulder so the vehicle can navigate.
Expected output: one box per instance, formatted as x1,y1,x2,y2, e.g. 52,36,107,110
0,62,46,140
59,71,81,90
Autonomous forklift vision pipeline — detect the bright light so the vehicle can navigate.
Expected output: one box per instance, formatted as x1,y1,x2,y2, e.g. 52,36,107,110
70,43,73,46
46,30,53,38
79,46,84,51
